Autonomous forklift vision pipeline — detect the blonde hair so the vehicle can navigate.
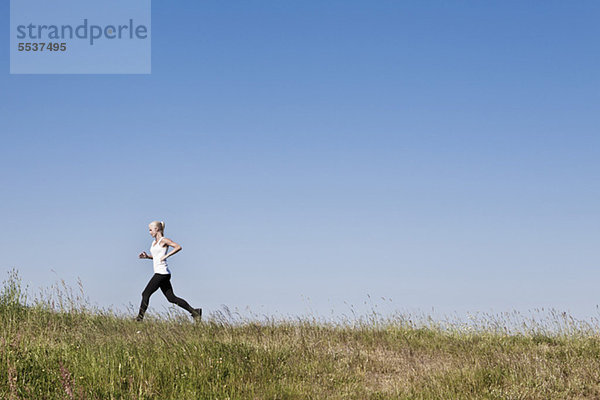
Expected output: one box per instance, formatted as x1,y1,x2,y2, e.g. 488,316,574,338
150,220,165,233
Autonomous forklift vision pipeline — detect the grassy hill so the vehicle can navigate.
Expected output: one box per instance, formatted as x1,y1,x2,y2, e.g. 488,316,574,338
2,271,600,399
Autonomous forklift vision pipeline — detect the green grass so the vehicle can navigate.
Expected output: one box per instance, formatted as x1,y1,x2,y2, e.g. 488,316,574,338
2,270,600,399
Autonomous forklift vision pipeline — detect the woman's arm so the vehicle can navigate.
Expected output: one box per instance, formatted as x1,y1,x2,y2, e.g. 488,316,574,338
138,251,153,259
159,238,182,262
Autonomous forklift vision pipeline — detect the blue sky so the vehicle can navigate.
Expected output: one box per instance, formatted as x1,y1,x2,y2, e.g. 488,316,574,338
1,1,599,321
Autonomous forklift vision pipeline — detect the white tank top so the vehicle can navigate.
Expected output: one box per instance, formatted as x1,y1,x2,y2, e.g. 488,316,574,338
150,237,171,275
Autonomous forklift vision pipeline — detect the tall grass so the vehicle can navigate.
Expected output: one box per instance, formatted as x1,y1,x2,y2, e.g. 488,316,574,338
2,269,600,399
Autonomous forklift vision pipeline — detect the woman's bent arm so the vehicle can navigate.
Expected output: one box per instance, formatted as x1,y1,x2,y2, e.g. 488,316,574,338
138,251,153,259
159,238,182,261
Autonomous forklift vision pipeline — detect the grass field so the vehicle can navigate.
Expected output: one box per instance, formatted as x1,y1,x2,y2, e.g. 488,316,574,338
2,270,600,399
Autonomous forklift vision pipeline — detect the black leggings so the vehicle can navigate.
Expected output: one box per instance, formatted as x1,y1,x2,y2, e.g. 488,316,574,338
137,273,196,318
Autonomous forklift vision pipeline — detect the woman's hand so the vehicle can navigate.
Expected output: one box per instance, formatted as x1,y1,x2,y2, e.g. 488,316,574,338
139,251,150,259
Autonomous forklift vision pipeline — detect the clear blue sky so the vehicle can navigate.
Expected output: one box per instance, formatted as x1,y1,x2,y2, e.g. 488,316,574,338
1,1,599,321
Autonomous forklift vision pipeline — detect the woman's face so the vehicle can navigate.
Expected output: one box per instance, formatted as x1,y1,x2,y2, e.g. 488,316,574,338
148,224,159,238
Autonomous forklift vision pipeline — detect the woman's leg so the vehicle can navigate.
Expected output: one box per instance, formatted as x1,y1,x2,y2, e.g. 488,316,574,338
159,275,199,316
137,274,165,320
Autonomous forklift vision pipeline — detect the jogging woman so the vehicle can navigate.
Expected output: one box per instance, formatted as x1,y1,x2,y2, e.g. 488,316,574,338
137,221,201,321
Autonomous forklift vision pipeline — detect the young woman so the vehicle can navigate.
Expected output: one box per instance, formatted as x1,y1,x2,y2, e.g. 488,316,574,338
137,221,201,321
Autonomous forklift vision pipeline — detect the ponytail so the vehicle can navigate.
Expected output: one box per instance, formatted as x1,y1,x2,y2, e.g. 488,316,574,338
150,220,165,233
